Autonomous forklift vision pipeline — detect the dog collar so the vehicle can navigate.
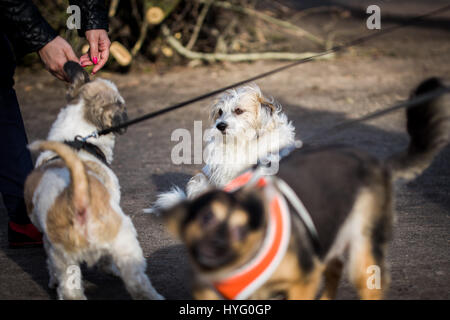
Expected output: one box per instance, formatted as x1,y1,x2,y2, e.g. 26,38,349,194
213,172,291,300
64,139,108,166
44,138,108,166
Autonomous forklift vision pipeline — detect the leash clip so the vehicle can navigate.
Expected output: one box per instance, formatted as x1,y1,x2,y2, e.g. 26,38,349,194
76,131,98,143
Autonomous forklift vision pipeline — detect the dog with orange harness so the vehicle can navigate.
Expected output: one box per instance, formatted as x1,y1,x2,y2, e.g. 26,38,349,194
161,78,450,300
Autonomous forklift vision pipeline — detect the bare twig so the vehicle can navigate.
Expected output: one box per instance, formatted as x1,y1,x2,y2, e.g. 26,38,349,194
108,0,120,18
186,0,214,50
162,24,334,62
215,17,237,53
131,1,150,57
196,0,326,47
293,6,350,19
130,0,142,23
131,18,149,57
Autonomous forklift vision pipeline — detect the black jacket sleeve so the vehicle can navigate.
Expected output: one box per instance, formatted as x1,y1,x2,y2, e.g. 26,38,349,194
0,0,109,56
0,0,58,55
69,0,109,37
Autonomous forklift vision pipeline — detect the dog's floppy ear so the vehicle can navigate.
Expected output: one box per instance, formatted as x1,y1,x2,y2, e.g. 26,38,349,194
258,96,277,116
210,99,222,120
64,61,90,100
161,201,189,238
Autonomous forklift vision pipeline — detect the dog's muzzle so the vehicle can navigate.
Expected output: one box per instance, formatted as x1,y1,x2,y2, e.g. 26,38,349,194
113,112,128,134
216,122,228,134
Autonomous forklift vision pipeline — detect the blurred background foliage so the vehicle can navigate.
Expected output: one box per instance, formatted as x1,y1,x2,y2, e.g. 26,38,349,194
24,0,350,71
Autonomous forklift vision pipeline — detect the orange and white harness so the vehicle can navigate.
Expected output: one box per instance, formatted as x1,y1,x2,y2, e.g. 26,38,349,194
212,170,319,300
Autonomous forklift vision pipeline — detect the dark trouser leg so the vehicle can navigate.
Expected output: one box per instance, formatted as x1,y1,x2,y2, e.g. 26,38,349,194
0,87,34,224
0,34,34,225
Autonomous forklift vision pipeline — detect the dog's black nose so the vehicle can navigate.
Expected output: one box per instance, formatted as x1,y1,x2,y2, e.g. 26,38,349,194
216,122,228,132
113,112,128,134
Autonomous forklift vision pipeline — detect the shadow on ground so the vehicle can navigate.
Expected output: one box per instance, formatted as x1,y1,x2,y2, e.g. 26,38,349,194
151,172,192,193
280,0,450,31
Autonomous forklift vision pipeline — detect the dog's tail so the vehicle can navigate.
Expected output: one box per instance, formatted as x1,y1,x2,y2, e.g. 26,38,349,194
143,186,186,215
386,78,450,181
29,141,90,216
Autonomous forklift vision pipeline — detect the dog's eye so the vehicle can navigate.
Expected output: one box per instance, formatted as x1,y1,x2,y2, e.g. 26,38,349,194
234,108,244,115
218,109,223,116
200,210,216,227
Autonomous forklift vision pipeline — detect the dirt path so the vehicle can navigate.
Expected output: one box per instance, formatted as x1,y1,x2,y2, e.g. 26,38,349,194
0,1,449,299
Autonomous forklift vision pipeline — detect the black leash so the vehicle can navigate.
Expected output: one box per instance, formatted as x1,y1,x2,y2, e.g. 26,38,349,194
87,4,450,138
302,86,450,144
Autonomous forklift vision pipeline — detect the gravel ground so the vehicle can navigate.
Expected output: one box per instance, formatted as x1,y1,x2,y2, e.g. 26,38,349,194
0,0,449,300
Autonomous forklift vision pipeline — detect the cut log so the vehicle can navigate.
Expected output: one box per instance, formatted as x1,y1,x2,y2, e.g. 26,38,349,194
110,41,132,66
145,0,181,25
81,44,89,55
146,7,165,25
130,0,181,58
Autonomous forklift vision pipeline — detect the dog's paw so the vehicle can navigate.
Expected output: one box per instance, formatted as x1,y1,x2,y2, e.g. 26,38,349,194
147,291,165,300
153,292,165,300
57,288,87,300
48,278,58,289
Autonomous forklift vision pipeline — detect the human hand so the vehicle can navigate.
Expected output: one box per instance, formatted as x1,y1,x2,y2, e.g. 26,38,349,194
80,29,111,74
38,36,79,82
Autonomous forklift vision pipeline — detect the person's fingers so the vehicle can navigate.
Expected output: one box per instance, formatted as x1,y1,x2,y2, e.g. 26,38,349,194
80,54,93,66
38,36,77,82
92,35,111,74
81,61,94,67
88,37,99,65
64,45,79,62
59,66,71,82
99,38,110,51
60,44,79,81
92,48,109,74
101,43,110,61
50,69,67,82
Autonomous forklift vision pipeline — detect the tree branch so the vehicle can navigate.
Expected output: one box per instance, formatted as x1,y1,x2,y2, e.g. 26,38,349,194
162,25,334,62
196,0,326,47
186,0,214,50
108,0,120,18
131,18,149,57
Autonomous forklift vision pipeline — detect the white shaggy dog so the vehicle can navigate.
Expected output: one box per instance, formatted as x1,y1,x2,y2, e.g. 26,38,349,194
24,62,162,300
150,84,296,212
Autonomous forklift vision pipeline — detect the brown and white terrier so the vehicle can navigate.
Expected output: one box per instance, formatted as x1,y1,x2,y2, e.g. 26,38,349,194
149,84,296,213
24,62,162,300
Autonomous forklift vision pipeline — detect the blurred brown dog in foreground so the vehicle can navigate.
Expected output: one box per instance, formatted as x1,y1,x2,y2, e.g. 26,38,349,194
162,78,449,300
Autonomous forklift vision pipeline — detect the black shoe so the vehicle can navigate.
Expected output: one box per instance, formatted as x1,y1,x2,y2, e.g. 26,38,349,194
8,221,43,248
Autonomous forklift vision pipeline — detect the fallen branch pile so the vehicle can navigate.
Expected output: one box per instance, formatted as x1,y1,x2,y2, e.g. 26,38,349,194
35,0,342,69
